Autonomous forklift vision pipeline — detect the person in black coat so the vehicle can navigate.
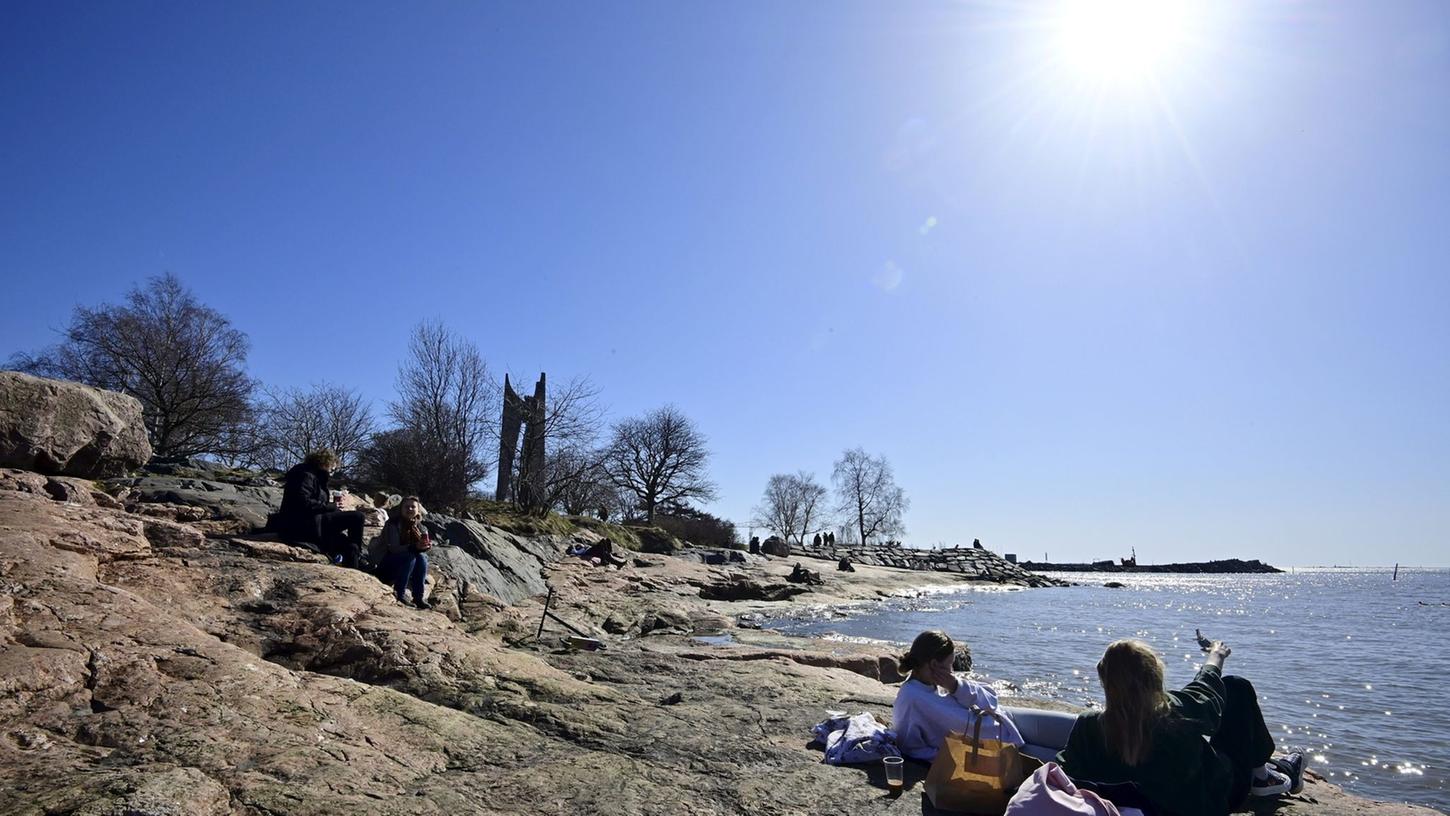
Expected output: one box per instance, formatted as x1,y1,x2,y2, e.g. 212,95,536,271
277,449,364,568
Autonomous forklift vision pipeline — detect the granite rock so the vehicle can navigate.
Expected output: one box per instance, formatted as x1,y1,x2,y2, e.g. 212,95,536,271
0,372,152,478
0,471,1436,816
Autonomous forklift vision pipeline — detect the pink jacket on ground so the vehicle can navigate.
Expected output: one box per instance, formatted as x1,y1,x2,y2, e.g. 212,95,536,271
1005,762,1145,816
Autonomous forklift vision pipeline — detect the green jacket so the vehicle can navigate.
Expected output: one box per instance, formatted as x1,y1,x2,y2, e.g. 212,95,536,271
1056,664,1233,816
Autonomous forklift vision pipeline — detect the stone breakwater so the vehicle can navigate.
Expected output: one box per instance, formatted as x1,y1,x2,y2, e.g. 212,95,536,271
790,540,1067,588
1021,557,1282,574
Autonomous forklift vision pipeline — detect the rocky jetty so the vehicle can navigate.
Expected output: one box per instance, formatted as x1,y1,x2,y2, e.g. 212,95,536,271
791,540,1067,588
1022,558,1282,574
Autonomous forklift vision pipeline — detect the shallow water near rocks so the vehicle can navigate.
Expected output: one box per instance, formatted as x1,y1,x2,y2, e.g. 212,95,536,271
772,567,1450,811
691,632,738,646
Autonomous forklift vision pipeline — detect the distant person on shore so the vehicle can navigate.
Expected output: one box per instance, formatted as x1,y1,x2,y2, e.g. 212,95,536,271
277,449,364,568
1056,637,1304,816
380,496,432,609
788,562,823,585
567,537,627,567
837,556,855,572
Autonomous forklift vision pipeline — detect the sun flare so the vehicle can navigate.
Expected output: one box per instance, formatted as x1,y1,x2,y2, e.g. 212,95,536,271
1055,0,1192,82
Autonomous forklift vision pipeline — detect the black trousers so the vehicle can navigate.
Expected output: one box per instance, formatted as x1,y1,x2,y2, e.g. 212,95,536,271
1213,675,1277,806
316,510,364,569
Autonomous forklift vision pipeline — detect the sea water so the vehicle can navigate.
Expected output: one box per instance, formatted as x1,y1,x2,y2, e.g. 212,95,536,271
772,568,1450,811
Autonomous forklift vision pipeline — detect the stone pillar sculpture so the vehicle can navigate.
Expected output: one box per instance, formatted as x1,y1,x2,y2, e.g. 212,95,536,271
496,375,524,501
517,373,546,509
495,372,547,508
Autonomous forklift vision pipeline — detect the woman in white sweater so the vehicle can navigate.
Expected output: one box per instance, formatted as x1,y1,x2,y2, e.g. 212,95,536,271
892,630,1077,763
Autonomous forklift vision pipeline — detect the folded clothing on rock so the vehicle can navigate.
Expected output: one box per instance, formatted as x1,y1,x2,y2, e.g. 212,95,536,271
812,712,901,765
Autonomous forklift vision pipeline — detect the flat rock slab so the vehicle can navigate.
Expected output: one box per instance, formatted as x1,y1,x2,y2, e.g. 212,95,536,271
105,474,283,530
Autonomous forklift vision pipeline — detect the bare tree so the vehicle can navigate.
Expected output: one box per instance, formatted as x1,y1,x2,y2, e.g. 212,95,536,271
377,321,497,508
601,405,716,522
8,273,255,458
754,471,828,545
251,383,374,472
832,447,909,546
545,449,609,513
600,483,641,522
541,375,606,452
355,427,449,502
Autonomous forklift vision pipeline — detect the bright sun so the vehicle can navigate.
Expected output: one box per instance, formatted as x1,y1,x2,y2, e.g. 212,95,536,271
1055,0,1192,83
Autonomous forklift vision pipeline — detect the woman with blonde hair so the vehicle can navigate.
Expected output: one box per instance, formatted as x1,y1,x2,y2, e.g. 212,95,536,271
1057,637,1302,816
380,496,433,609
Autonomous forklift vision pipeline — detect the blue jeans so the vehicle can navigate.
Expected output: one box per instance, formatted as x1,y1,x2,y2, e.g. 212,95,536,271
384,551,428,602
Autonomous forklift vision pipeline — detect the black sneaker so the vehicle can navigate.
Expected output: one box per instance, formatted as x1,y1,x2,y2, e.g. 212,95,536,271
413,598,433,610
1271,752,1306,795
1250,766,1291,797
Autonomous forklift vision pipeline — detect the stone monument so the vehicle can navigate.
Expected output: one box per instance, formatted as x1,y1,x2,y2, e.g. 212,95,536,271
495,373,547,508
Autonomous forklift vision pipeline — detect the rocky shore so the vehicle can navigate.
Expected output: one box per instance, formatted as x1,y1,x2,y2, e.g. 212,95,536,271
0,375,1439,815
2,481,1439,815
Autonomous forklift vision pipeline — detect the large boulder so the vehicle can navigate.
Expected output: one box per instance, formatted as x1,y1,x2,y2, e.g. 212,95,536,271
760,535,791,557
422,514,563,604
0,371,151,477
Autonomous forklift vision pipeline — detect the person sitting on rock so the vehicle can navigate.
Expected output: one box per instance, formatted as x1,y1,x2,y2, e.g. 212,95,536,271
837,556,856,572
788,562,824,585
277,449,364,569
1056,637,1304,816
380,496,433,610
892,630,1026,762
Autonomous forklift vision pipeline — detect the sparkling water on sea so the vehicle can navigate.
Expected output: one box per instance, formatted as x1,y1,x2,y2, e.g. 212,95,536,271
772,568,1450,812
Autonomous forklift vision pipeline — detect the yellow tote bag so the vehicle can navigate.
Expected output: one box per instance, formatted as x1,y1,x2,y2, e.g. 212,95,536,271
923,708,1027,814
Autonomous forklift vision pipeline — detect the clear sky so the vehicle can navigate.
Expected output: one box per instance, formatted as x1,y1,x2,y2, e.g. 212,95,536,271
3,1,1447,566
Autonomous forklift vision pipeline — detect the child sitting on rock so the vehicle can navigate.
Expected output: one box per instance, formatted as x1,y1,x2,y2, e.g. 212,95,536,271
379,496,433,610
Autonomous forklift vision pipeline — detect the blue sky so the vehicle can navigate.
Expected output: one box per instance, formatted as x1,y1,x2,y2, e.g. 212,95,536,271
3,1,1447,566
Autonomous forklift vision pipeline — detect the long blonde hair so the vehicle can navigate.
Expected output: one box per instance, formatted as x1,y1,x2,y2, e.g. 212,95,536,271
1097,639,1172,766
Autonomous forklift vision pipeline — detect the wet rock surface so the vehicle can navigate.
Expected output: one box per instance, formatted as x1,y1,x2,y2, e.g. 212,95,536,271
0,474,1438,816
